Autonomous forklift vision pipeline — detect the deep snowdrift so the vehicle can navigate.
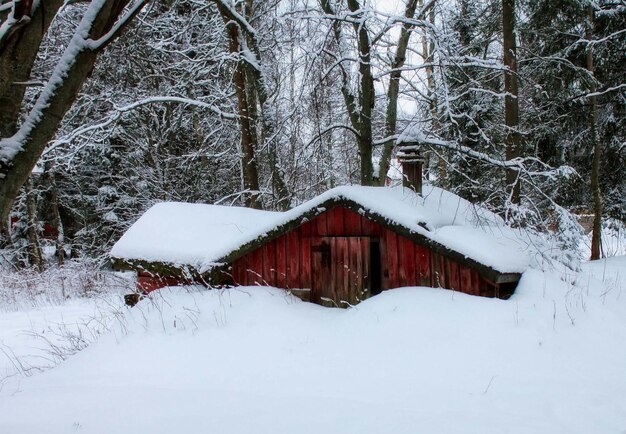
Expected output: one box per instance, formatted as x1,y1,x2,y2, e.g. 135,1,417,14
1,259,625,434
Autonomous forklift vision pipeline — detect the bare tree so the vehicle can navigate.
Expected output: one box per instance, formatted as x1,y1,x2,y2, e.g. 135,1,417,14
503,0,521,205
379,0,423,186
211,0,290,209
215,1,262,209
319,0,376,185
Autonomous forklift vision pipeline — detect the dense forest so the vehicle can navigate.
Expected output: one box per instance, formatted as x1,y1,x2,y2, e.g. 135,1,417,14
1,3,626,430
0,0,624,272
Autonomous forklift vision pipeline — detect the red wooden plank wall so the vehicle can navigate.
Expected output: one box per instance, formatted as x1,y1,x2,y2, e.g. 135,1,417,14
230,205,493,298
136,270,190,293
331,236,371,305
415,244,431,286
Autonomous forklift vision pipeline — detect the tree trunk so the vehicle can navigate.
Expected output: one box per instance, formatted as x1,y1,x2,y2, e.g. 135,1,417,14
423,3,444,188
503,0,521,206
0,1,64,138
0,219,11,249
213,0,289,209
25,176,43,271
379,0,420,186
241,32,290,207
0,0,148,225
346,0,375,186
587,6,603,260
233,37,261,209
319,0,376,185
46,168,65,264
248,53,290,210
224,19,261,209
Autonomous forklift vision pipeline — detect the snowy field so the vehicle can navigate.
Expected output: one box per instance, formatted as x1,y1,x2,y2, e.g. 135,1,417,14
0,258,625,434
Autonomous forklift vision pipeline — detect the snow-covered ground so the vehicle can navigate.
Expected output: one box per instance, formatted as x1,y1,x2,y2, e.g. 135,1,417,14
0,296,124,389
0,258,625,434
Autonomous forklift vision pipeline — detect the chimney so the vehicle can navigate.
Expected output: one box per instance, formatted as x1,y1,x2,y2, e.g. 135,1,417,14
397,142,424,195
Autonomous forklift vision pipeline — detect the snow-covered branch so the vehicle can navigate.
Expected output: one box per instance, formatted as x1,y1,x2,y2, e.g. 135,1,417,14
0,0,106,163
0,0,151,163
573,28,626,46
305,123,361,149
579,83,626,99
397,132,574,179
0,0,28,50
84,0,149,50
210,0,257,36
46,96,237,151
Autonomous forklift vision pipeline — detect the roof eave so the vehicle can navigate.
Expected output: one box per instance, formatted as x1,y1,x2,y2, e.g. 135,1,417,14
110,257,201,280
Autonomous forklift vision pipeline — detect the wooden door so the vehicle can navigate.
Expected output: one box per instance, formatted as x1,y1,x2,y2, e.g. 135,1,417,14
311,237,371,307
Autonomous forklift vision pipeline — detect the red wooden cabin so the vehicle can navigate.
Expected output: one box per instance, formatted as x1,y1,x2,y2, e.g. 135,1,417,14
112,189,524,307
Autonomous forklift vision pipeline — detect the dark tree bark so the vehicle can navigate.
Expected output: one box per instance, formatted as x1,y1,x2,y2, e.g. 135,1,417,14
212,0,290,209
503,0,521,205
586,6,603,260
0,1,65,138
220,12,262,209
25,176,42,271
45,168,65,264
346,0,375,185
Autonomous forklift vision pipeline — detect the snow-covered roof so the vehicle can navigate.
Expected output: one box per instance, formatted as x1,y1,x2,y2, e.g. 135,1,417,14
111,186,529,275
110,202,280,272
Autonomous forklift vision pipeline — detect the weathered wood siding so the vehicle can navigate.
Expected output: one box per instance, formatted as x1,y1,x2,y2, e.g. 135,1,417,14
137,270,189,293
311,236,371,306
230,205,501,304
